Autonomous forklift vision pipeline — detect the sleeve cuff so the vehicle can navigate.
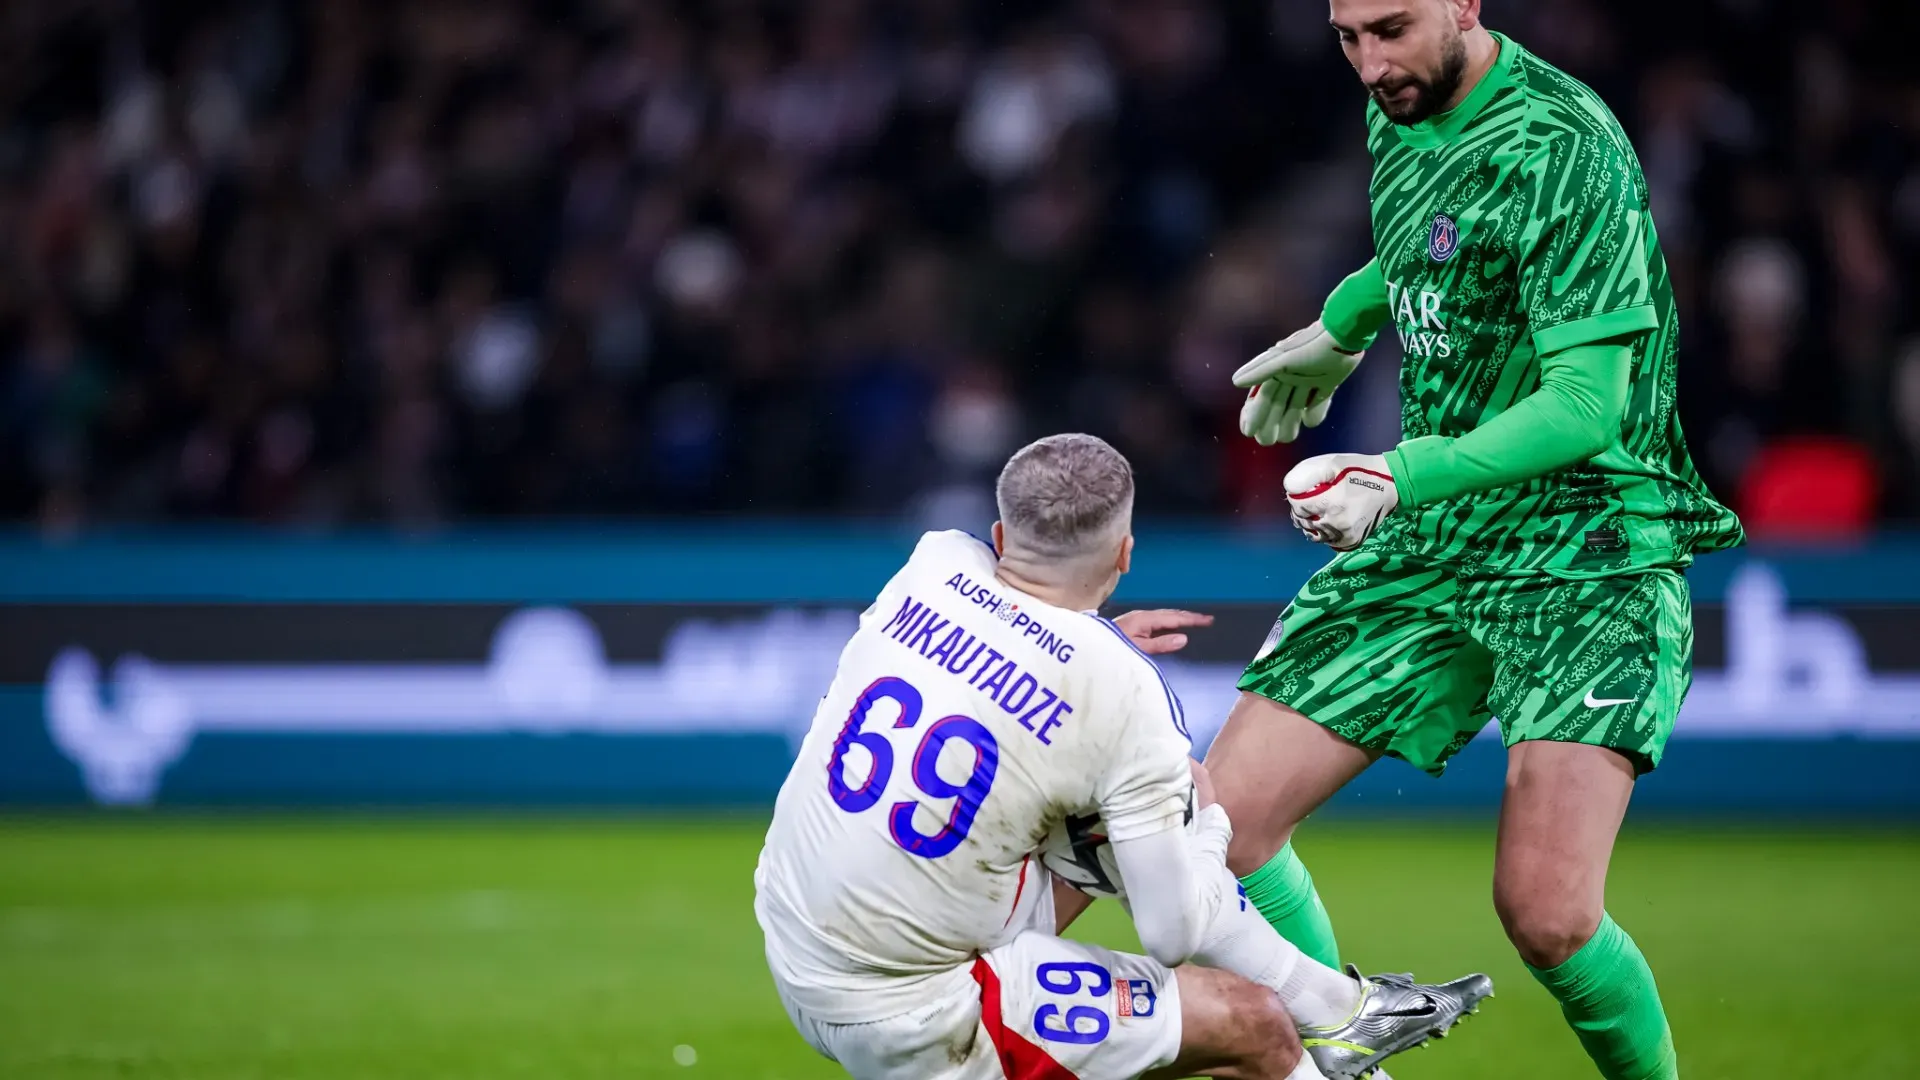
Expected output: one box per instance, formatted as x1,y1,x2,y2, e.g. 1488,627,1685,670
1321,259,1389,352
1385,436,1452,508
1323,323,1373,354
1531,304,1657,356
1101,804,1187,845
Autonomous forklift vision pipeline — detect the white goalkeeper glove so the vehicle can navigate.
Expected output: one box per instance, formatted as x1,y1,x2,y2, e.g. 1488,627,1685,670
1232,321,1364,446
1285,453,1398,551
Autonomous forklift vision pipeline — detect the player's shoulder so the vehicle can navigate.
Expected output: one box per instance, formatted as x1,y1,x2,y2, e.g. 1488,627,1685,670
1508,40,1617,132
1506,41,1637,164
900,529,998,579
1071,614,1191,745
870,529,998,615
1503,40,1646,204
909,528,996,561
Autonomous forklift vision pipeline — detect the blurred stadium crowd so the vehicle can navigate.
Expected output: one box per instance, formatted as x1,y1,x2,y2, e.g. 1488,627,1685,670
1,0,1915,533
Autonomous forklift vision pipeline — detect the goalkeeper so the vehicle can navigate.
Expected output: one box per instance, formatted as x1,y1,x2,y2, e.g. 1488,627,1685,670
1206,2,1744,1079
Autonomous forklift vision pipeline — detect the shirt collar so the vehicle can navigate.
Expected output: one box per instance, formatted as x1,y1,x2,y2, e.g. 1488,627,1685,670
1388,31,1518,150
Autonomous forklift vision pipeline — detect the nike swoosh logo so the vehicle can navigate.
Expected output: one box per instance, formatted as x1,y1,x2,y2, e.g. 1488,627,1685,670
1584,690,1635,708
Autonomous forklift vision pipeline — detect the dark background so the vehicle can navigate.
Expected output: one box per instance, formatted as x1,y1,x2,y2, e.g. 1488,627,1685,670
11,600,1920,674
2,11,1917,1075
2,0,1918,534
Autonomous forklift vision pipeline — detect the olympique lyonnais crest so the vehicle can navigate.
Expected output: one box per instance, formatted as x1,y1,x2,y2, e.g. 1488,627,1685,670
1428,213,1460,262
1115,978,1157,1019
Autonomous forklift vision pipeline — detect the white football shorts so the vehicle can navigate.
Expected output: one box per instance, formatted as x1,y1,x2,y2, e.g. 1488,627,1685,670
774,884,1182,1079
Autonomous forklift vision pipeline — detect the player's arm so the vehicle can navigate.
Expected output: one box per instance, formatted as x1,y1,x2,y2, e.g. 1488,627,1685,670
1110,805,1232,967
1383,338,1631,506
1382,134,1654,507
1284,136,1656,545
1232,260,1389,445
1094,662,1226,968
1321,257,1391,352
1053,758,1215,938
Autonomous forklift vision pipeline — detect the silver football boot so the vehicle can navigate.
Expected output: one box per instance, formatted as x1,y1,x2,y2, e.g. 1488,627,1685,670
1301,965,1493,1079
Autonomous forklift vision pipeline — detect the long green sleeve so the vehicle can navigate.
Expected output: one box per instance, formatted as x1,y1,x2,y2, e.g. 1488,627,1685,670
1320,259,1390,352
1384,342,1632,507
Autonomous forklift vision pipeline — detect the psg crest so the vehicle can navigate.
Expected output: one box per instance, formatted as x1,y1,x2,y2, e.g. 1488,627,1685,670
1427,213,1460,262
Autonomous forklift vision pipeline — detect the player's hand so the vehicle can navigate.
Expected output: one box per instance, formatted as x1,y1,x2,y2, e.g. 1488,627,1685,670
1233,320,1363,446
1285,453,1398,551
1188,759,1217,811
1187,803,1232,867
1111,609,1214,654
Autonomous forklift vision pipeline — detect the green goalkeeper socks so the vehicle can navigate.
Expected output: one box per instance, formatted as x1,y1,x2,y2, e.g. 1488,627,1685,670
1526,913,1678,1080
1239,842,1342,969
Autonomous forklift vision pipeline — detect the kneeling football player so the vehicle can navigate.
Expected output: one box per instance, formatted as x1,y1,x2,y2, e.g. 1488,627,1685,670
757,434,1489,1079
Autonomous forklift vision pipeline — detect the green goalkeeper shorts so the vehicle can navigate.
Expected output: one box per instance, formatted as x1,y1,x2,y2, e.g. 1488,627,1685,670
1237,548,1693,775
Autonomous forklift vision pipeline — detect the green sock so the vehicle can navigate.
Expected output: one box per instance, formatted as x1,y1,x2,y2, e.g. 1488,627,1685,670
1526,914,1678,1080
1239,842,1342,969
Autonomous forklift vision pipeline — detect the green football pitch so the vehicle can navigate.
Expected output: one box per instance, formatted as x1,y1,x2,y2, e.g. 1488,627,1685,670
1,817,1915,1079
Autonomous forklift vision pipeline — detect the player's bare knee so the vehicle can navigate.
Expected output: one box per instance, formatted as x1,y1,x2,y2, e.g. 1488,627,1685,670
1171,968,1302,1079
1225,978,1303,1073
1224,825,1291,877
1255,988,1305,1072
1497,894,1602,968
1492,861,1605,967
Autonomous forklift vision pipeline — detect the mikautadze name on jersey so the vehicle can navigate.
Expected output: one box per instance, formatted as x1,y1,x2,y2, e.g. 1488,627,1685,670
1387,277,1453,358
879,592,1077,746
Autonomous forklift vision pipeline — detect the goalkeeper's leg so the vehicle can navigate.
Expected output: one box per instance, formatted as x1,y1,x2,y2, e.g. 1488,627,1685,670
1047,825,1361,1032
1215,547,1485,968
1496,740,1677,1080
1188,842,1491,1080
1192,848,1360,1029
1206,693,1375,967
1481,570,1686,1080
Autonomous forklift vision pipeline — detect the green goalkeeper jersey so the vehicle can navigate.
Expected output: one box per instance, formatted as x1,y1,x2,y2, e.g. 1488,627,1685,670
1341,32,1743,578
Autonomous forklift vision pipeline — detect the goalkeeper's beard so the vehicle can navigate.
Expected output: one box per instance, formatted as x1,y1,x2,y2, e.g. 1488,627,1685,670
1369,31,1469,125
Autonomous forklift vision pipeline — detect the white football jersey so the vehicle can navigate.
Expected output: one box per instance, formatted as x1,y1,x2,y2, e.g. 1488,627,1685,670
755,531,1193,1024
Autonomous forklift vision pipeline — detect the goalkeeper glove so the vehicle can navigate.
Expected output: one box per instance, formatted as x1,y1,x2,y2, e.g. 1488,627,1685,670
1285,453,1398,551
1232,321,1363,446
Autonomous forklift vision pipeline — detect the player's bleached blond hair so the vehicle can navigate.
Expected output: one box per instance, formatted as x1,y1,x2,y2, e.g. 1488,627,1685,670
995,434,1135,564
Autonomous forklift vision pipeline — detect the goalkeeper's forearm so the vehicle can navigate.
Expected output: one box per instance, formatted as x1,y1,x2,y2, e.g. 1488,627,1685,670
1321,258,1390,352
1383,341,1632,506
